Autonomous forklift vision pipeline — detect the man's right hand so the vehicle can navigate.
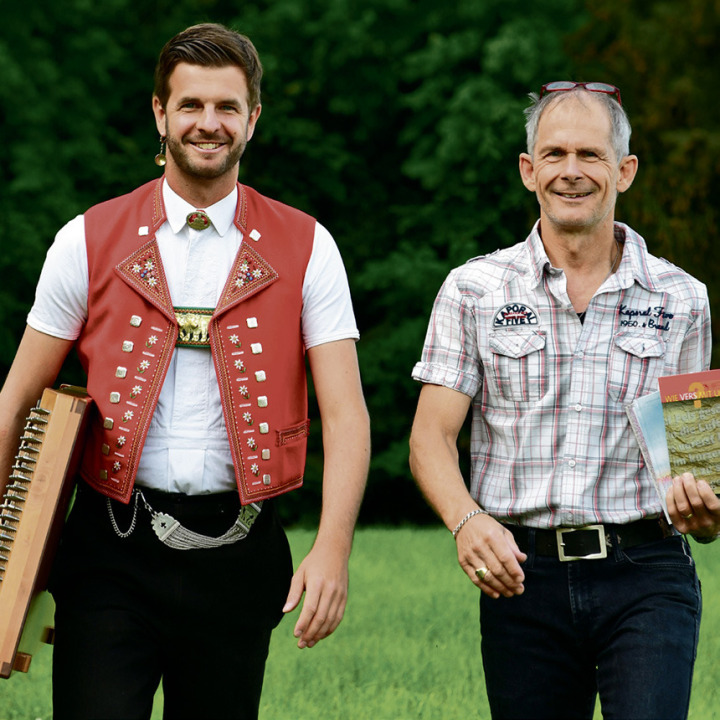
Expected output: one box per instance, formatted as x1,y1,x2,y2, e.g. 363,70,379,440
454,512,527,598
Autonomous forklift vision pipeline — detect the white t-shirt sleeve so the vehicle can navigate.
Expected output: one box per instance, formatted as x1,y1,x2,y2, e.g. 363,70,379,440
27,215,89,340
301,222,359,349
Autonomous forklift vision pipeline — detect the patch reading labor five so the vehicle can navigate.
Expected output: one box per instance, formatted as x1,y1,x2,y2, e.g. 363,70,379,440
493,303,539,327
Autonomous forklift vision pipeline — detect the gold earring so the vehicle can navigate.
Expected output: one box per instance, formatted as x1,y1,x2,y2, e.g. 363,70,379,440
154,136,166,167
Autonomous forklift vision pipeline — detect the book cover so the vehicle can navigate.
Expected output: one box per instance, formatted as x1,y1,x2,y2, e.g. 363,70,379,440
658,368,720,492
626,391,672,521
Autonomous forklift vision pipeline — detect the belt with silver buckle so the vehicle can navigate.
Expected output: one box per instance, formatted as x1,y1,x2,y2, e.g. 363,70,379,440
556,525,607,561
503,518,671,561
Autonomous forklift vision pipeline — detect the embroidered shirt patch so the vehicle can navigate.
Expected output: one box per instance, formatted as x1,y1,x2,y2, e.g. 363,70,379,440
493,303,539,327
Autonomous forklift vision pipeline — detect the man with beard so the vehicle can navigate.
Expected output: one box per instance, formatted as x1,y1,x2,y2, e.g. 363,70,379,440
0,23,370,720
409,82,720,719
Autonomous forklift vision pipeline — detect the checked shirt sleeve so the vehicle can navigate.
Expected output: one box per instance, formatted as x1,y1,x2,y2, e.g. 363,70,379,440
412,269,483,398
677,285,712,375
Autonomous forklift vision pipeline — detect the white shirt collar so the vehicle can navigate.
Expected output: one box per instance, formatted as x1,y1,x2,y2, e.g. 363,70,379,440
162,179,238,237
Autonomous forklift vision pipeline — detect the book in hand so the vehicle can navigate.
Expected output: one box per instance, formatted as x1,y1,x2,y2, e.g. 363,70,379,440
658,368,720,494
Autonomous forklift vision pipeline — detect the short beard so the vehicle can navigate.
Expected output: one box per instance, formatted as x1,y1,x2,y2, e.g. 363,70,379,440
165,134,247,180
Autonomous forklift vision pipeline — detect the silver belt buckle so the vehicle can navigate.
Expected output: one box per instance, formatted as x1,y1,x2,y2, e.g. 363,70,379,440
556,524,608,562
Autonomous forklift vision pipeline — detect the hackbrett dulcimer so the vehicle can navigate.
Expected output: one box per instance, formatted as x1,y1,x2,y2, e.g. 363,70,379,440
0,386,91,679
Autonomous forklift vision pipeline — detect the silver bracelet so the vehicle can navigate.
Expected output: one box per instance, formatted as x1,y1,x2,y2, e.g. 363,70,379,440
452,508,487,538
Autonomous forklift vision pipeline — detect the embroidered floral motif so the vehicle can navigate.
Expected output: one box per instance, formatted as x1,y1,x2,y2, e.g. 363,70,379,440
233,257,264,289
247,438,257,451
117,436,126,448
239,385,249,399
243,412,253,425
234,359,246,372
118,240,172,309
123,410,134,422
130,385,142,399
113,461,122,473
229,334,241,347
130,255,161,291
138,360,150,374
219,245,278,306
146,335,158,347
251,463,259,476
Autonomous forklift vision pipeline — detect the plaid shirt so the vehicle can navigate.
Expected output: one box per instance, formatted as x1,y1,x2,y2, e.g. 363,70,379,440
413,222,711,528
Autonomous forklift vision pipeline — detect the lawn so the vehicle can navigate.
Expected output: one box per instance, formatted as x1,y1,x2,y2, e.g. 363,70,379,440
1,527,719,719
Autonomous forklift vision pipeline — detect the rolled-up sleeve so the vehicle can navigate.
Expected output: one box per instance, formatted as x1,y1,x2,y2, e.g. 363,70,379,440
412,270,483,398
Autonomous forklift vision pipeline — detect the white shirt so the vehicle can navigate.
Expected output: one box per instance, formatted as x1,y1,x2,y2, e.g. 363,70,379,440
28,180,359,494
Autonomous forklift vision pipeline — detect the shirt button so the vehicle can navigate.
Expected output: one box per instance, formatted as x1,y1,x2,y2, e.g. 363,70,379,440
574,403,583,412
568,459,576,468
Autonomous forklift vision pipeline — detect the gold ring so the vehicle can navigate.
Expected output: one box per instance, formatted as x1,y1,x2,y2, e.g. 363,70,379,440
475,566,488,581
683,512,694,520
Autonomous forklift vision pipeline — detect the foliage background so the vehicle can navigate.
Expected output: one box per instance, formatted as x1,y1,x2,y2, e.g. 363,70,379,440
1,0,718,525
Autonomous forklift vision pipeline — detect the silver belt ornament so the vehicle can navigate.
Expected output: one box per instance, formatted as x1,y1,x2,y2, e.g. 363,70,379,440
106,489,262,550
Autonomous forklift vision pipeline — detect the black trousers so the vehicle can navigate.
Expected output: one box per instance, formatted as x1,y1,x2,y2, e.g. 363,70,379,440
49,482,293,720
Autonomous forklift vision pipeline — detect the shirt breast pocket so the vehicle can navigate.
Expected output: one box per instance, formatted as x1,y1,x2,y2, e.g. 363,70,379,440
489,331,547,402
607,332,666,403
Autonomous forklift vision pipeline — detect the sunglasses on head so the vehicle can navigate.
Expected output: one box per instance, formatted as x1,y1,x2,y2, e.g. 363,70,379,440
539,81,622,106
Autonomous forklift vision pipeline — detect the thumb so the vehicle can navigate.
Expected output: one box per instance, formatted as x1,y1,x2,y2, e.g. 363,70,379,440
282,570,305,613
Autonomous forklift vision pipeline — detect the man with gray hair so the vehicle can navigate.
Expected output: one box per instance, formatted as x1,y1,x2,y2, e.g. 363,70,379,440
410,81,720,718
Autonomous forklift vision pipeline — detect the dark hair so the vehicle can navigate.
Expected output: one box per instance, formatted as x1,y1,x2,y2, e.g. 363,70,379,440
153,23,262,110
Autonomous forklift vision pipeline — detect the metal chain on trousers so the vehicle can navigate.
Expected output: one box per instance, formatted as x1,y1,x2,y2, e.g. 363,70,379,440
106,489,262,550
106,491,140,538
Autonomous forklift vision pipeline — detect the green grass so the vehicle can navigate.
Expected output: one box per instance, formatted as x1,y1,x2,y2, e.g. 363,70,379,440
1,527,719,719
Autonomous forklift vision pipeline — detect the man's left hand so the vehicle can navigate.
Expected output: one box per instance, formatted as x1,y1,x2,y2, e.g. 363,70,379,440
282,542,349,649
666,472,720,540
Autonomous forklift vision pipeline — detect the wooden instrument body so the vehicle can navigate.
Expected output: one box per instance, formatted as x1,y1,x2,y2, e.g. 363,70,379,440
0,387,91,679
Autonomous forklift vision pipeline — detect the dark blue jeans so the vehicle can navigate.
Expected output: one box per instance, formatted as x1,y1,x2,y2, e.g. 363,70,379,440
480,534,701,720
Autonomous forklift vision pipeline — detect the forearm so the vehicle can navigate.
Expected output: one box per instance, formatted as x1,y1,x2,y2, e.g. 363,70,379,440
409,385,525,597
409,384,480,531
0,327,74,496
313,405,370,557
409,425,480,533
283,395,369,647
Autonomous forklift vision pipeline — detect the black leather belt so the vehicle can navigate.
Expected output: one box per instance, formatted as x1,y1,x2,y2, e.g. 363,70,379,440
504,518,672,561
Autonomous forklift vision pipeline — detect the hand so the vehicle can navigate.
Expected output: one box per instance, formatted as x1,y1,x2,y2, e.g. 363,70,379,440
455,513,527,598
282,542,349,649
666,472,720,539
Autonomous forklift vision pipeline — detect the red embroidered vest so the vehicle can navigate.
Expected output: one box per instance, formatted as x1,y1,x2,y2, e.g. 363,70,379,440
76,179,315,504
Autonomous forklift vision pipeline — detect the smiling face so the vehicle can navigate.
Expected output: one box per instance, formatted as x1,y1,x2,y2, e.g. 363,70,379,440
519,93,637,239
153,62,262,203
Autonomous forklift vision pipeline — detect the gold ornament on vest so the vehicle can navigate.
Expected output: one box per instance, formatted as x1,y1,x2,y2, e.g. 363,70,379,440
175,307,212,348
187,211,211,231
